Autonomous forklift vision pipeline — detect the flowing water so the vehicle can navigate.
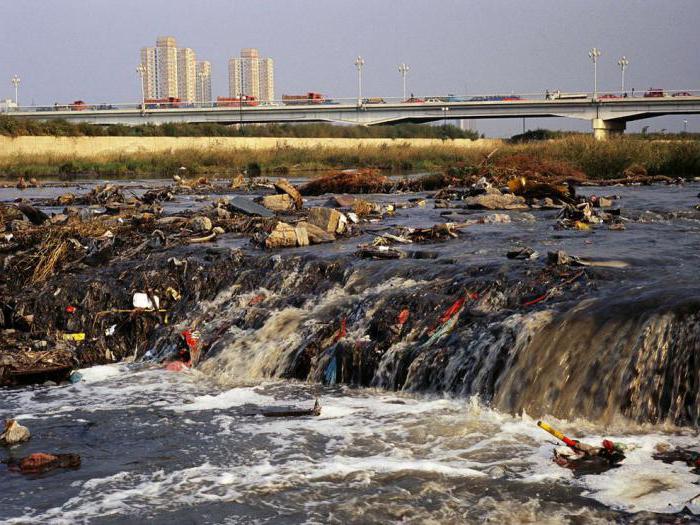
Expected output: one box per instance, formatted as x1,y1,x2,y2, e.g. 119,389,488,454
2,179,700,523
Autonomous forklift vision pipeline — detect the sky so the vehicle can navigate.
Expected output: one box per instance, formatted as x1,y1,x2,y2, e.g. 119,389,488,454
1,0,699,137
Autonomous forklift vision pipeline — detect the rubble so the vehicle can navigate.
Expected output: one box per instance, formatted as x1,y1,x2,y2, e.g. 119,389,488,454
308,207,347,234
273,178,303,209
462,192,528,210
261,194,295,212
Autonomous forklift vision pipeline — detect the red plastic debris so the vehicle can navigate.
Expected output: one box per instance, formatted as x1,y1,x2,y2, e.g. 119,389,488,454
248,294,265,306
182,330,200,350
522,293,548,307
334,318,347,343
65,306,76,314
397,309,410,325
438,298,466,324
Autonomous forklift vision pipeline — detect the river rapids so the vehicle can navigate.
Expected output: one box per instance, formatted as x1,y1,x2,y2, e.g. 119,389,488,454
2,178,700,523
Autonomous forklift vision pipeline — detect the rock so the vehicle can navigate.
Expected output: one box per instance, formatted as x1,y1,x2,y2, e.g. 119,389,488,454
56,193,75,206
0,419,30,445
434,199,450,209
17,203,49,225
308,207,342,233
548,250,573,266
11,452,81,474
273,178,303,209
265,222,302,249
228,197,274,217
295,224,309,246
507,247,539,260
215,207,231,220
212,226,225,235
480,213,511,224
327,194,357,208
189,216,212,233
16,177,28,190
593,196,614,208
353,199,379,216
299,221,336,244
49,214,68,225
463,192,528,210
261,194,294,212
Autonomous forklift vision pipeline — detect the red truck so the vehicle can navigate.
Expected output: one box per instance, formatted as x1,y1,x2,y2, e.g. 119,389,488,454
144,97,182,109
282,92,325,105
216,96,258,107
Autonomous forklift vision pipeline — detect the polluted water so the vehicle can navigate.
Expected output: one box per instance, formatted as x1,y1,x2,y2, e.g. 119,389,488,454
1,175,700,523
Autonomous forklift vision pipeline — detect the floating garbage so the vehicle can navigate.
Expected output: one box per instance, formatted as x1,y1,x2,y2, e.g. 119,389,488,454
0,419,31,445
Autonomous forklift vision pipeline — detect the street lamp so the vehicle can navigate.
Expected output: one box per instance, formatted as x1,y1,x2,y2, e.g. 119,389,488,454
135,65,146,111
354,56,365,105
617,56,629,93
10,75,21,107
588,47,601,98
398,63,410,101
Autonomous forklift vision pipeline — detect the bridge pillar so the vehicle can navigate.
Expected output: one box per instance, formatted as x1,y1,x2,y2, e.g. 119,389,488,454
592,118,626,140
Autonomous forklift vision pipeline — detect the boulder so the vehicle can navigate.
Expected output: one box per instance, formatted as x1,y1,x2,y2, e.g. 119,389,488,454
327,194,357,208
299,221,335,244
228,197,274,217
308,207,343,233
261,194,294,212
0,419,30,445
265,222,299,249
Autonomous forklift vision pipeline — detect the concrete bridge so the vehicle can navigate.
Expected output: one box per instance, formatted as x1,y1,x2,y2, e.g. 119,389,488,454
6,94,700,139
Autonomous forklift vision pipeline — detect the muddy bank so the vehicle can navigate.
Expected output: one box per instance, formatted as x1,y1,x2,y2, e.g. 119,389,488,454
2,170,700,427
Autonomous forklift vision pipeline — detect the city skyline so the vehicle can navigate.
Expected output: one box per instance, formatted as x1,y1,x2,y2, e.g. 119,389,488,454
2,0,699,135
228,48,275,102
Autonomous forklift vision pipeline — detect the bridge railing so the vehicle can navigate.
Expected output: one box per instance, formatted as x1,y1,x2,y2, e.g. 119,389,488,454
3,89,700,114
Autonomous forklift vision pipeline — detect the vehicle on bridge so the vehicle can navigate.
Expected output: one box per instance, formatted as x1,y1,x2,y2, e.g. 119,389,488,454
402,96,425,103
215,96,259,107
282,92,326,105
444,95,468,102
546,91,588,101
70,100,88,111
672,91,693,97
145,97,183,109
644,88,667,98
599,93,623,100
362,97,386,104
469,95,523,102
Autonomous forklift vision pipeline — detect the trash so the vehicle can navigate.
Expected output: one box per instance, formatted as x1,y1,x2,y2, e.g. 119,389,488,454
653,445,700,474
300,169,389,195
68,371,83,383
5,452,81,474
463,192,528,210
248,399,321,418
65,305,77,314
397,309,410,325
133,293,160,309
480,213,511,224
165,329,202,371
273,178,303,209
537,421,625,474
261,194,294,212
507,247,539,260
548,250,629,268
165,287,181,301
62,333,85,342
188,216,213,233
188,232,218,244
0,419,31,445
228,196,275,217
355,245,407,259
105,324,117,336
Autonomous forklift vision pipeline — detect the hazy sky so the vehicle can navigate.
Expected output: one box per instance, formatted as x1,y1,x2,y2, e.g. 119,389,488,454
2,0,699,136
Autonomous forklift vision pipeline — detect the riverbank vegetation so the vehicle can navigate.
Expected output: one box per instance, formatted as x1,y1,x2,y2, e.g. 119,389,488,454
0,116,479,140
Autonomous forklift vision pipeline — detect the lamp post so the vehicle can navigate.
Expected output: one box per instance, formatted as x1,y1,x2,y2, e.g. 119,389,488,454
617,56,629,93
588,47,601,99
135,65,146,111
398,63,409,101
10,75,20,108
354,56,365,105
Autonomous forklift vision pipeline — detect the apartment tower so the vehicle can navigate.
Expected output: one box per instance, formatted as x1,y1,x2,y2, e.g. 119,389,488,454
195,61,212,103
228,48,275,101
139,36,202,102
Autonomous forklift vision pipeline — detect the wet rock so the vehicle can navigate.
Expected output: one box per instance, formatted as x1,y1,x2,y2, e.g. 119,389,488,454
56,193,76,206
261,194,294,212
273,179,303,209
17,203,49,225
507,247,539,260
299,221,335,244
264,222,305,249
480,213,511,224
356,245,407,259
592,196,613,208
228,197,274,218
327,194,357,208
215,207,232,220
8,452,81,474
548,250,573,266
434,199,450,209
189,216,213,233
308,207,345,234
0,419,30,445
463,192,528,210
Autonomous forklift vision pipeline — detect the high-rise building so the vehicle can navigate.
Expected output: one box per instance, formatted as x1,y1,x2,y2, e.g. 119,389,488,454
177,47,197,102
228,48,275,101
195,61,212,103
139,36,201,102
